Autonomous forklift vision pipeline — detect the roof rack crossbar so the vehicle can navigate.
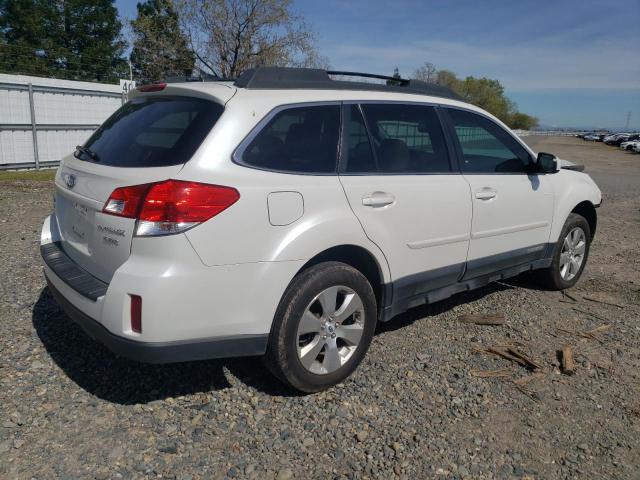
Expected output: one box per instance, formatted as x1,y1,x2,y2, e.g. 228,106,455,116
327,70,409,85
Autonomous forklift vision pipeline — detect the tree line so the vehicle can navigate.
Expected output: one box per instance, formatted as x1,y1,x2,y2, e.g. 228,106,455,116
412,63,538,130
0,0,537,129
0,0,324,83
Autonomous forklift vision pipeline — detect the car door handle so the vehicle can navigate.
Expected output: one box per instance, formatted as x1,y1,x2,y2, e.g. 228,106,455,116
475,188,497,200
362,192,395,207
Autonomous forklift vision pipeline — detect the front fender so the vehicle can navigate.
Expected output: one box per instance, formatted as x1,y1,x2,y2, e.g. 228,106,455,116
549,170,602,242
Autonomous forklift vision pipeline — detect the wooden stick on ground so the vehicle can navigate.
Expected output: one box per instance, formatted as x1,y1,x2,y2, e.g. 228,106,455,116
483,347,543,371
582,296,624,309
505,348,544,371
583,324,612,337
556,324,611,344
560,346,576,375
458,314,505,326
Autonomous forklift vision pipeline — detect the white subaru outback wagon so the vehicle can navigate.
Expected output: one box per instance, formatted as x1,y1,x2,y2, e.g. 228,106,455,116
41,67,601,392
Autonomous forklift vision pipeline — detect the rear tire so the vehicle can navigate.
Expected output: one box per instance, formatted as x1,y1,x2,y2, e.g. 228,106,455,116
265,262,377,393
535,213,591,290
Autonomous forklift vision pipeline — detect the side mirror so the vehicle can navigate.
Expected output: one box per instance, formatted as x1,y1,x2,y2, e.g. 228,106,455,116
536,152,558,173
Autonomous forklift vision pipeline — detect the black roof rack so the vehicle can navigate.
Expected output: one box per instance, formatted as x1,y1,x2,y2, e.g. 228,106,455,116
233,67,461,100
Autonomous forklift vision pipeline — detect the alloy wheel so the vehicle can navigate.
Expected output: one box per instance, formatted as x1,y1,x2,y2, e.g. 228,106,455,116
559,227,586,281
296,285,365,375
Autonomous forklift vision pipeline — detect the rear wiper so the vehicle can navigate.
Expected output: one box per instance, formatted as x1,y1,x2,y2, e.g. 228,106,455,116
74,145,100,162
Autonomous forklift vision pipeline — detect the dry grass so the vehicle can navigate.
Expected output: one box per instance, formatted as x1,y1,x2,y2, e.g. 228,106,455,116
0,169,56,182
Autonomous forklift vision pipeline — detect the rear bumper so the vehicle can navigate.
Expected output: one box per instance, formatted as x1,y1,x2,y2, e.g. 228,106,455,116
41,242,108,300
46,274,268,364
40,213,303,362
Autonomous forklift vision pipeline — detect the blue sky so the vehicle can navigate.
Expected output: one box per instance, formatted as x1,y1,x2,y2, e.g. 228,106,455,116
116,0,640,129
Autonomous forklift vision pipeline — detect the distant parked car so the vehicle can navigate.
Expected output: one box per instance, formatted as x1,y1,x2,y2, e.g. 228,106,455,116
584,134,601,141
605,133,635,146
620,137,640,150
619,133,640,150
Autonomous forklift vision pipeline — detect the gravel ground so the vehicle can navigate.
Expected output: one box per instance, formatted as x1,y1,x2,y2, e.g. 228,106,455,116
1,136,639,479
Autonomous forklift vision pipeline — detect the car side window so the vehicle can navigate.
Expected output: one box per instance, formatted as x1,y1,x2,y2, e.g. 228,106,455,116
356,103,451,173
447,108,532,173
241,105,340,173
344,105,377,173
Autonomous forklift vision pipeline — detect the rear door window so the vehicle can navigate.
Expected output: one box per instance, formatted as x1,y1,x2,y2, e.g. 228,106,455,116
79,96,223,167
346,103,451,173
239,105,340,173
344,105,376,173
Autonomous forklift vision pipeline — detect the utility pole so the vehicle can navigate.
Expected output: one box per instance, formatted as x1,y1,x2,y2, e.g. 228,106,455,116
129,60,133,81
624,111,631,131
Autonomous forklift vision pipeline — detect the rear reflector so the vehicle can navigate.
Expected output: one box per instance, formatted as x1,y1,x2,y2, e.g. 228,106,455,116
102,180,240,236
130,295,142,333
136,83,167,92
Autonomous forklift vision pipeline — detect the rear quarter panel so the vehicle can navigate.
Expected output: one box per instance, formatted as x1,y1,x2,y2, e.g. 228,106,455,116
177,94,392,281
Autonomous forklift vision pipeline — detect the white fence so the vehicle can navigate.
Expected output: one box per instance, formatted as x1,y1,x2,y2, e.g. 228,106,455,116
0,73,129,169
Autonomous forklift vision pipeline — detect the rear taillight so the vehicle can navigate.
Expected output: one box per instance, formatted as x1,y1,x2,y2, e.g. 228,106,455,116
103,184,151,218
102,180,240,236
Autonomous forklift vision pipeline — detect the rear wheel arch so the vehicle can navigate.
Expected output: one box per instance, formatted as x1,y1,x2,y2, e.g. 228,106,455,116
294,245,386,316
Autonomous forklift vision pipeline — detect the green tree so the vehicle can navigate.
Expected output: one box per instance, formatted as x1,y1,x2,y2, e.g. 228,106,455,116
458,76,512,121
130,0,194,83
509,111,539,130
60,0,128,82
0,0,127,82
434,69,458,90
0,0,57,76
419,66,539,129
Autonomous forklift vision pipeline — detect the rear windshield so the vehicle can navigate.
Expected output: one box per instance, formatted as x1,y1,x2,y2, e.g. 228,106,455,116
78,96,223,167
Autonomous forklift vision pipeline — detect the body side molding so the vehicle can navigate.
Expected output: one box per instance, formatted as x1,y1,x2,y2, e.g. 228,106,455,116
381,243,554,322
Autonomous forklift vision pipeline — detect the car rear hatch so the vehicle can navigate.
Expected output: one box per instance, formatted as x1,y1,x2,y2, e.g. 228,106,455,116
53,84,233,284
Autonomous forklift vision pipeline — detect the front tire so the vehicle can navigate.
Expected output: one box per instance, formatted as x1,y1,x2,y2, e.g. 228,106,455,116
265,262,377,393
535,213,591,290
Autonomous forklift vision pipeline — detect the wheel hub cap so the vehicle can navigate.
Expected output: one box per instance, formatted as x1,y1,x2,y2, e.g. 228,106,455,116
559,227,586,281
296,285,366,375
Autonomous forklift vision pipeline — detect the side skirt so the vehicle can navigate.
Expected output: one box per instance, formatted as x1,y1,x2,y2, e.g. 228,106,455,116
380,257,552,322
